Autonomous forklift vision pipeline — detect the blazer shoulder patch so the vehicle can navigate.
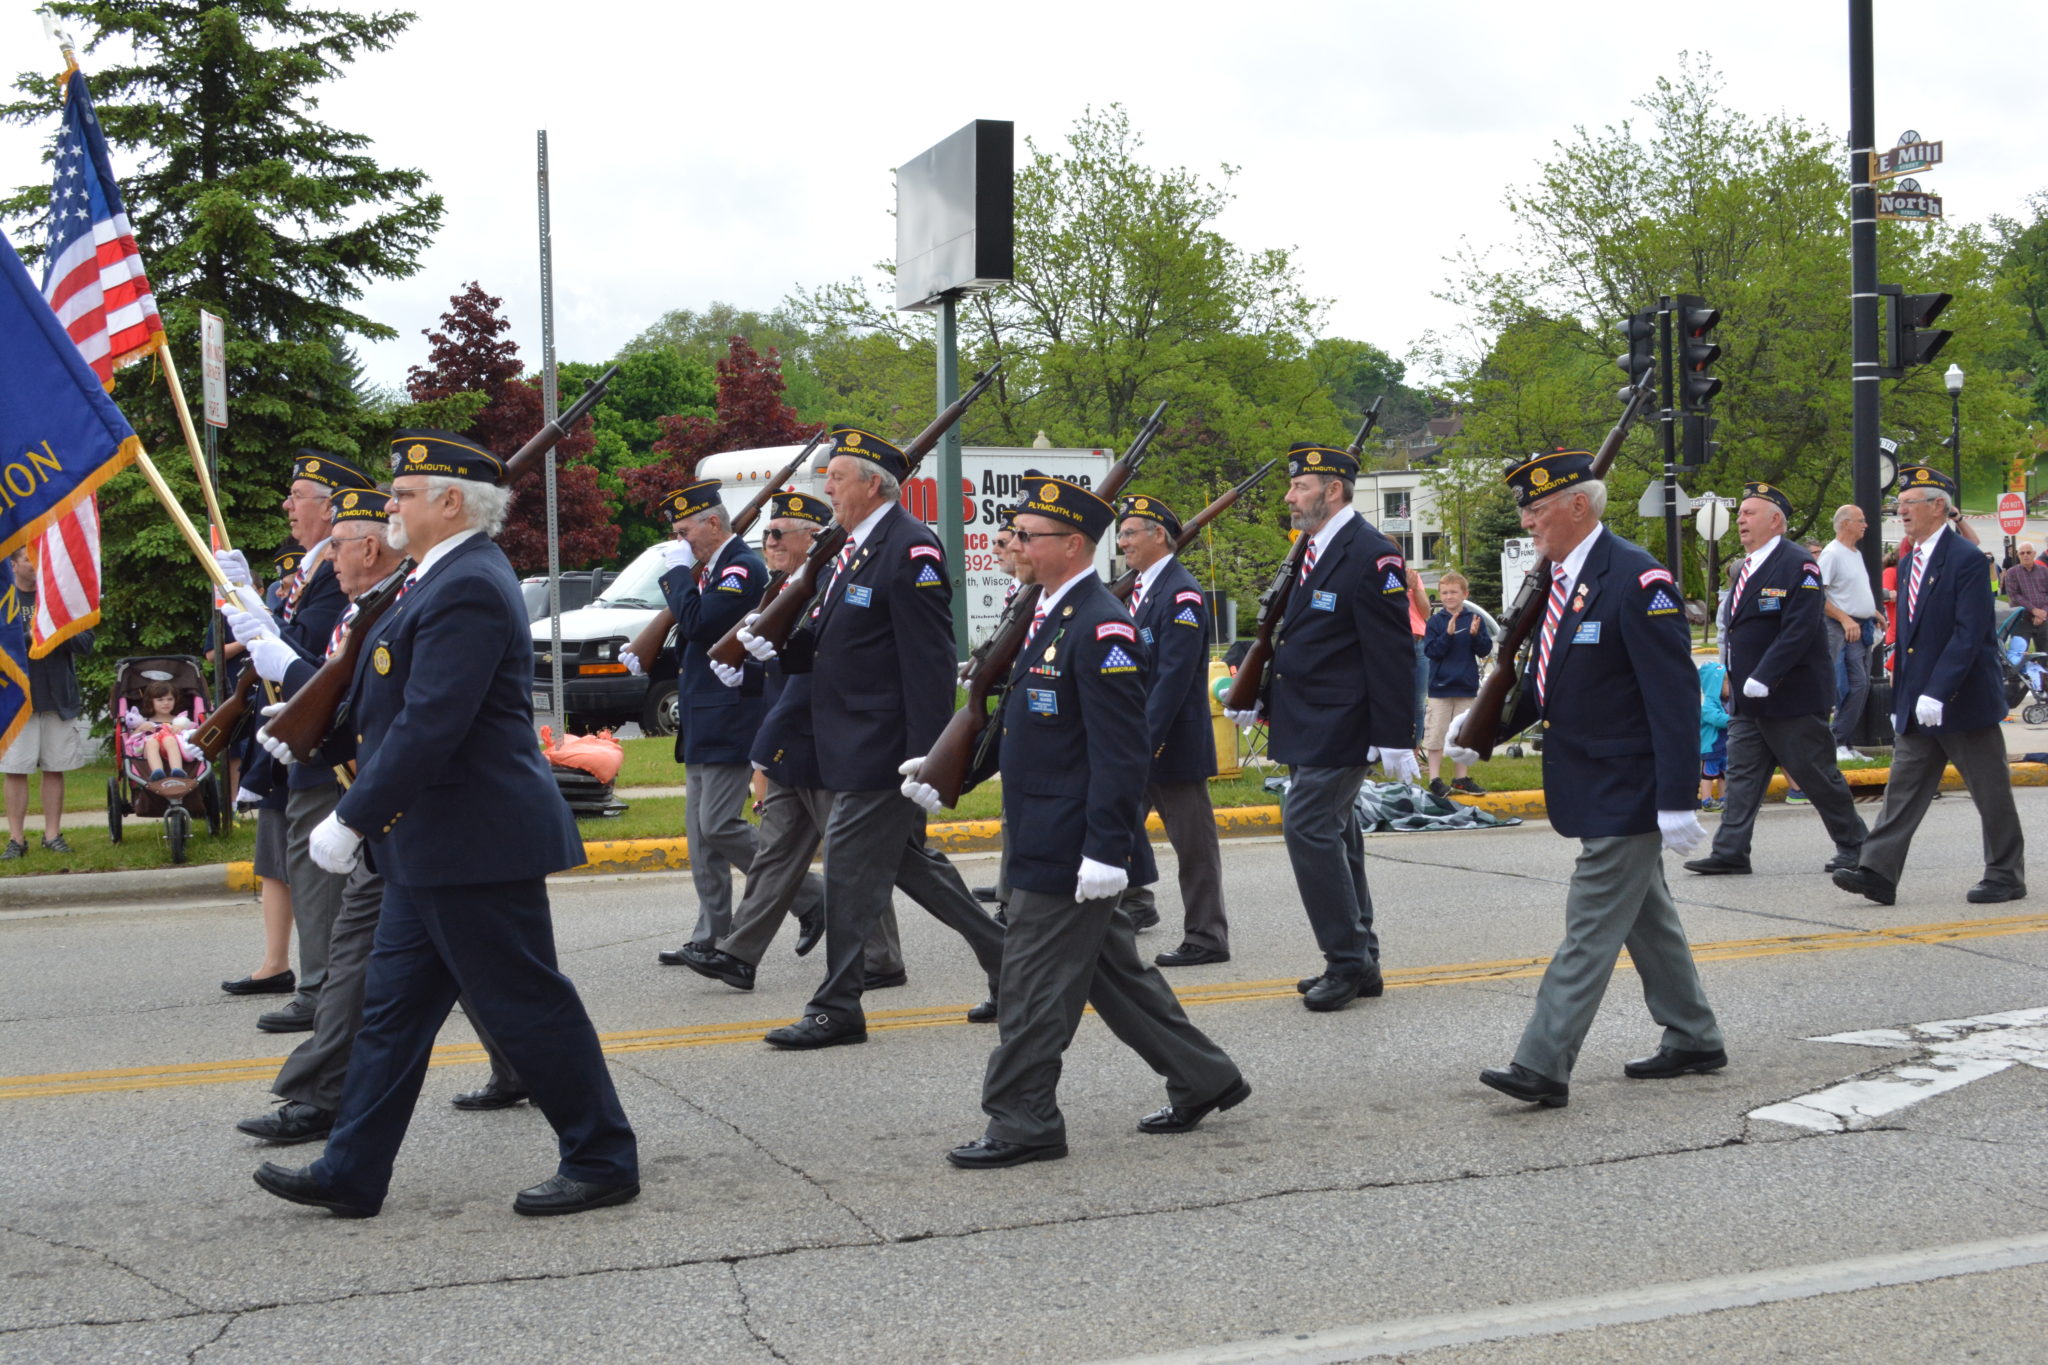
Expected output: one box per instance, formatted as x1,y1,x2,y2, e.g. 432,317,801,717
1174,589,1204,605
1096,620,1136,642
1638,567,1674,588
1377,554,1405,571
908,544,942,561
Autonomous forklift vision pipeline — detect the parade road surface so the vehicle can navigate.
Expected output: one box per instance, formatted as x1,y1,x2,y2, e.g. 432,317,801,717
4,789,2047,1363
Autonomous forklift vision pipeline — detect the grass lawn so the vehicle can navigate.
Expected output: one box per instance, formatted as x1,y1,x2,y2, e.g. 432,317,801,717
0,815,254,877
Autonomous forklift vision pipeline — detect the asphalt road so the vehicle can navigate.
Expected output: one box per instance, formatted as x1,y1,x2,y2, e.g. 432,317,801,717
4,789,2047,1363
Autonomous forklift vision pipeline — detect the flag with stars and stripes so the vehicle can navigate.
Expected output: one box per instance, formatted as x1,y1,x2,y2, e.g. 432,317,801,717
28,57,160,656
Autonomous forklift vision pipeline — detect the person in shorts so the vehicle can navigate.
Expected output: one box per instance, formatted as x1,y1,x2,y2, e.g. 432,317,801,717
2,548,94,860
1422,571,1492,799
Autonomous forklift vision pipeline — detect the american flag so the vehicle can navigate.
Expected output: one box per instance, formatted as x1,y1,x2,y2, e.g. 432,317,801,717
31,58,162,656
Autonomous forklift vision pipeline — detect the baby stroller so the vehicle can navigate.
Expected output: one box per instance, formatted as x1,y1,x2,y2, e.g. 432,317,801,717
107,655,222,864
1998,633,2048,726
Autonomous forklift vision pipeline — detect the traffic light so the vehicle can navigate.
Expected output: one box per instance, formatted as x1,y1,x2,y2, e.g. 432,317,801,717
1674,295,1722,411
1885,289,1954,371
1614,307,1657,393
1680,411,1719,469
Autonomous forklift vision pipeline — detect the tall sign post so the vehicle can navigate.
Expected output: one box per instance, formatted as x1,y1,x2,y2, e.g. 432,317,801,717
536,130,564,729
1848,0,1883,591
199,307,230,819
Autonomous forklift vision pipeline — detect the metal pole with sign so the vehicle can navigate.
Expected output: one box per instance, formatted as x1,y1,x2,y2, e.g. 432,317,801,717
1657,295,1682,571
1849,0,1885,594
199,309,229,816
536,130,563,731
936,293,966,654
1694,494,1732,647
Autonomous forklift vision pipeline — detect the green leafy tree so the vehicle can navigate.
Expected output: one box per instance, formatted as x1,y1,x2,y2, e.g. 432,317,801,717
559,349,715,558
1,0,440,695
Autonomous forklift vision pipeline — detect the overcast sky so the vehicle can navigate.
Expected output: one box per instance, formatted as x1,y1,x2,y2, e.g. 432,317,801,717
5,1,2044,398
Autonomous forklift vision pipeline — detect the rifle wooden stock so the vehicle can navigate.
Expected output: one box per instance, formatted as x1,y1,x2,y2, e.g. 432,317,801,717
191,667,260,760
712,364,1005,665
625,429,829,669
1459,371,1659,760
1107,458,1279,602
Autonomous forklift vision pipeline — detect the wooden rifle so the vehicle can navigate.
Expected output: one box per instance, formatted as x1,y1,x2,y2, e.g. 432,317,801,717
708,363,1006,669
914,400,1175,808
622,428,831,670
1458,369,1660,760
260,366,620,763
1220,398,1383,714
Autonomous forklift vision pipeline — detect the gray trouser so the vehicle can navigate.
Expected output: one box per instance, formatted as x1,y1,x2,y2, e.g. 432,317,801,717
980,886,1241,1147
993,806,1012,909
1858,726,2026,891
1825,618,1880,747
272,860,518,1112
686,762,757,945
802,788,1002,1026
1514,832,1723,1083
1710,712,1866,863
1282,765,1375,973
718,778,886,973
1118,781,1229,952
284,782,345,1008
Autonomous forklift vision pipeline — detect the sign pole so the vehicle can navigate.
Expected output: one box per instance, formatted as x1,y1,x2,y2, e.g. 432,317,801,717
1849,0,1885,593
1658,295,1681,572
937,291,968,654
536,129,564,732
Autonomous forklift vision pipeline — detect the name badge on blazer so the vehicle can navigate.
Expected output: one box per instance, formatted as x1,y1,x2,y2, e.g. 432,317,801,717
1139,626,1155,645
1311,590,1337,612
1573,621,1601,644
1027,688,1058,716
844,584,873,608
1759,596,1782,612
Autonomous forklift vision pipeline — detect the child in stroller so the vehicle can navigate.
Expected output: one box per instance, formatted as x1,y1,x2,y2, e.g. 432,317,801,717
122,678,200,781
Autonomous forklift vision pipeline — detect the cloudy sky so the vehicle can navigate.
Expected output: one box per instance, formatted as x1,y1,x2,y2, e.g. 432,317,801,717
5,1,2043,396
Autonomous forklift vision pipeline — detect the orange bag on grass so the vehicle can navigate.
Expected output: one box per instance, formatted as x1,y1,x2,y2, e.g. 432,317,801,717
538,726,624,785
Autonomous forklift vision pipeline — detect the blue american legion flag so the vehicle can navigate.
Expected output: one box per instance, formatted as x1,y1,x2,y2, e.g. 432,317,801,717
0,571,27,756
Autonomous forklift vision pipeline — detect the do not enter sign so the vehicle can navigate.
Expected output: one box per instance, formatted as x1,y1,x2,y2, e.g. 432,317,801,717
2000,491,2027,535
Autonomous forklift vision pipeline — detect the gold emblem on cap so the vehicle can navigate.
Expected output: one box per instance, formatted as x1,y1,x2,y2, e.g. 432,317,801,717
372,645,391,676
1040,482,1059,501
344,492,359,509
1134,497,1150,511
790,496,803,510
846,432,862,448
1530,467,1550,486
408,444,426,461
1306,452,1321,466
305,458,322,474
1915,468,1930,482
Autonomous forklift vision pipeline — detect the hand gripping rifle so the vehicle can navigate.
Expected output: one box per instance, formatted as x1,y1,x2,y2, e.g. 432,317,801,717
708,362,1006,669
914,400,1173,808
623,428,832,671
254,367,621,764
1220,398,1383,715
1457,370,1659,760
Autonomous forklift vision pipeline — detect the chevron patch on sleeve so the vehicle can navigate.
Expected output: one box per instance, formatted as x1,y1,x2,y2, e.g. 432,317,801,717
1638,567,1674,588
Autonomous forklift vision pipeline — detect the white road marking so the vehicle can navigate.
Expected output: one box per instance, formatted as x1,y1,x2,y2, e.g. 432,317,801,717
1750,1006,2048,1133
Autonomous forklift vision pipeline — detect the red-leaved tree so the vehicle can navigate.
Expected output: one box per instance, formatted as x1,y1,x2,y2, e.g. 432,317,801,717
406,282,618,572
622,337,822,516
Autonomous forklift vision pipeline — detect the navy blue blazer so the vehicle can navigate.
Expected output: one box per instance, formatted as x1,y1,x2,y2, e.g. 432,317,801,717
784,504,957,793
334,534,584,886
1131,557,1217,784
1505,529,1700,839
987,574,1151,896
277,556,345,792
749,665,823,791
1724,540,1833,718
1265,515,1418,766
1893,530,2007,734
661,536,767,766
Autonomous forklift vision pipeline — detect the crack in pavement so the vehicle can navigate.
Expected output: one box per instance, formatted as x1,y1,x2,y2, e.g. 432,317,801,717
0,1220,208,1329
728,1261,796,1363
187,1312,237,1362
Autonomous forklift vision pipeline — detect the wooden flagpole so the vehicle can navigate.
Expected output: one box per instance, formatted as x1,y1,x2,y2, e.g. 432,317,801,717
155,345,233,553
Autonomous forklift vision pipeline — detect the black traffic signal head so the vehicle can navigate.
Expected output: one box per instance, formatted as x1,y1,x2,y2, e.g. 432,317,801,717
1888,289,1954,371
1675,295,1722,411
1680,410,1719,469
1614,308,1657,389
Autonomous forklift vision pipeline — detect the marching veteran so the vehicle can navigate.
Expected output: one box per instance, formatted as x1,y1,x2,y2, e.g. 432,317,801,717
903,476,1246,1168
251,430,638,1218
1451,451,1725,1109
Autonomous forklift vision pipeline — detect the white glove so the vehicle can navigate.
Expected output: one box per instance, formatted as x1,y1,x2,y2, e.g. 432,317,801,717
234,785,262,806
222,602,275,646
619,647,643,677
710,658,746,689
738,623,777,662
1742,676,1770,698
248,635,300,685
308,813,363,874
1222,704,1262,727
1915,694,1944,727
1444,710,1469,749
255,701,296,766
1444,743,1482,766
213,548,253,589
1076,856,1129,903
660,539,696,571
1380,748,1420,783
1658,809,1708,854
897,757,942,813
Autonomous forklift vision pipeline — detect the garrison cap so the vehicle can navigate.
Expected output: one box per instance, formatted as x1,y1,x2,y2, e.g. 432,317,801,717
291,449,376,493
1118,494,1182,539
272,541,305,578
1897,464,1959,499
1504,449,1595,508
769,490,828,526
828,427,909,481
1741,481,1794,521
1286,442,1359,479
1017,474,1115,541
658,480,722,521
389,429,506,484
330,488,392,525
993,503,1018,530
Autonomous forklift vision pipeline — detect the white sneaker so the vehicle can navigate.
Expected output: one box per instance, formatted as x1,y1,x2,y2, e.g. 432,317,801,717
1835,747,1867,762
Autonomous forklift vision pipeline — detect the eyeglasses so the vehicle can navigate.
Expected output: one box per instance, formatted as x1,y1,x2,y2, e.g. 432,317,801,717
1896,495,1943,508
282,490,329,504
1012,528,1080,544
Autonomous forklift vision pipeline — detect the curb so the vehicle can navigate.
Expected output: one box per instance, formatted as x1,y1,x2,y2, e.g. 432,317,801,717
12,763,2047,907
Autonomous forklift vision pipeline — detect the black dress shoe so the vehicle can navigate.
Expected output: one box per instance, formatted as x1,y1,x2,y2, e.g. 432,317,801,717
966,999,998,1023
862,968,908,990
512,1173,640,1216
1138,1077,1252,1134
1479,1062,1570,1108
452,1077,530,1110
1823,852,1860,874
235,1100,334,1144
222,969,296,996
946,1136,1068,1169
1303,973,1363,1012
1683,855,1752,876
656,944,696,965
1125,902,1161,932
678,943,756,991
794,913,824,957
253,1161,377,1217
972,885,1000,904
1833,864,1897,906
256,999,316,1033
1965,880,2027,903
1624,1046,1729,1079
1155,943,1230,967
764,1014,868,1050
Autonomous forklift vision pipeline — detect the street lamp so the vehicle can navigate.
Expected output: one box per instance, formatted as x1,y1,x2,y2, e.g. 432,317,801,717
1944,363,1965,490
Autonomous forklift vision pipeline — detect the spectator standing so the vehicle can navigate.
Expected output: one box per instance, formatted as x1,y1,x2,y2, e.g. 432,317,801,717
2001,542,2048,653
1422,571,1492,798
1,548,92,860
1698,657,1730,811
1405,566,1430,752
1818,504,1883,759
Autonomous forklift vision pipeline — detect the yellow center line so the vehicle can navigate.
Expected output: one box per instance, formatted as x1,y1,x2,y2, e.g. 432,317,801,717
7,911,2046,1102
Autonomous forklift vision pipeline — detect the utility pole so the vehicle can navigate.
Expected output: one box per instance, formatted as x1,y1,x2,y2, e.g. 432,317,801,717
1849,0,1883,588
